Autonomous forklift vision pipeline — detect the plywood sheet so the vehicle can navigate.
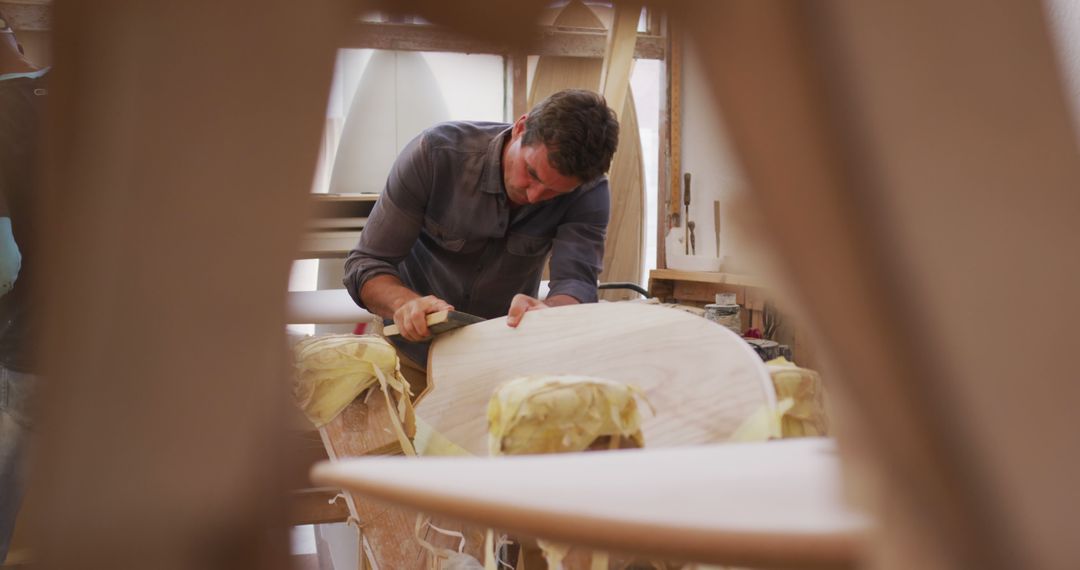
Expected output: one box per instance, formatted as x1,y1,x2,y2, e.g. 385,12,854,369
415,302,775,456
311,438,868,568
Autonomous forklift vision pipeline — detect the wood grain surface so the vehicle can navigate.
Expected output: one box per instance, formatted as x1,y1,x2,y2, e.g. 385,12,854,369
311,438,868,568
530,0,646,300
415,302,775,456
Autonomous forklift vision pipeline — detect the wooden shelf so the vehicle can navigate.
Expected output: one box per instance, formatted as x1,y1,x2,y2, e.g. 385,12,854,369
649,268,767,288
299,231,361,259
300,194,378,258
310,192,378,219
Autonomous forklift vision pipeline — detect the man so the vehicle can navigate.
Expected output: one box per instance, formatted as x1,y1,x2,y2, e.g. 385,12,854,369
0,10,46,562
343,89,619,343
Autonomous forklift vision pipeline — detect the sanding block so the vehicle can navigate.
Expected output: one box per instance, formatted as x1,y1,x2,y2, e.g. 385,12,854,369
382,310,484,338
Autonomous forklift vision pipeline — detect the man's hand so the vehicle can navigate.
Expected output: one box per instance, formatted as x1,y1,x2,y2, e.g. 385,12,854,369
360,275,453,341
506,294,546,328
506,293,579,328
393,295,454,342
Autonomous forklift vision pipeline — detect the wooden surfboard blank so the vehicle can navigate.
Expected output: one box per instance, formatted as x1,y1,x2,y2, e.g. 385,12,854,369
530,0,646,300
311,438,868,568
414,302,775,456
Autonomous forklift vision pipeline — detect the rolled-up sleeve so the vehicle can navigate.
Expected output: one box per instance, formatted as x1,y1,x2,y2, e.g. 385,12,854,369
546,182,610,303
342,133,432,309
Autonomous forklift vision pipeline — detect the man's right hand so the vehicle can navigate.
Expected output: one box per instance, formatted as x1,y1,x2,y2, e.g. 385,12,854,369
392,295,454,342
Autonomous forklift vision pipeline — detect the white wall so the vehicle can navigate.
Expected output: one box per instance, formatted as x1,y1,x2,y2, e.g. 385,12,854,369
671,35,748,271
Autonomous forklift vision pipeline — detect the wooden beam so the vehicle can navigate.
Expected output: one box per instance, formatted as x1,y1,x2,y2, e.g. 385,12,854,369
599,1,642,116
34,1,350,568
666,15,683,225
299,230,361,259
290,488,351,526
645,6,662,37
503,51,527,121
342,21,665,59
656,9,670,269
683,0,1080,567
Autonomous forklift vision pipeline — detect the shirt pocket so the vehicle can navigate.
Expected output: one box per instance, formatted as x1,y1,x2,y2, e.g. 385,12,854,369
506,232,553,257
423,216,466,252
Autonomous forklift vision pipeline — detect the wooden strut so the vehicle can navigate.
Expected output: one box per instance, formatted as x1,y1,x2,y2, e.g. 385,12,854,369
667,16,683,226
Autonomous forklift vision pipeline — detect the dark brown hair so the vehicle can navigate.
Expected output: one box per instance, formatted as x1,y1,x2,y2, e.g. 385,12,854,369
522,89,619,182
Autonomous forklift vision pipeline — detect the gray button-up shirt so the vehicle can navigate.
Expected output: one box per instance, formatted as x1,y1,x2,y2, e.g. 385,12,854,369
343,121,609,319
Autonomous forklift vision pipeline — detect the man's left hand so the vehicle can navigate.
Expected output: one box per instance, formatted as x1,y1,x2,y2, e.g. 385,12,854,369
506,293,580,328
506,294,546,327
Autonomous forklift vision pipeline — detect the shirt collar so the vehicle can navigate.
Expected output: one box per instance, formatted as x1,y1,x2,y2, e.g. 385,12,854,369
480,126,513,195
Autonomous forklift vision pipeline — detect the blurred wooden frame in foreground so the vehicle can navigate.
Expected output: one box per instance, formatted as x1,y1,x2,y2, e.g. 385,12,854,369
29,1,1080,569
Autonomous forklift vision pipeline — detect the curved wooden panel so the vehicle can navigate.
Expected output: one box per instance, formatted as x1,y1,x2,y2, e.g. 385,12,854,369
415,302,775,456
311,438,868,568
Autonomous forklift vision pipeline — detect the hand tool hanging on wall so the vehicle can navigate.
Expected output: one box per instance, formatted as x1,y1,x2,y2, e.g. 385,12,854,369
683,172,692,254
688,221,697,255
714,200,722,258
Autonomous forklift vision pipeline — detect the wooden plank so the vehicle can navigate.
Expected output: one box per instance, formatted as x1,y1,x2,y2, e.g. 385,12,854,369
666,18,683,223
32,1,348,568
312,439,869,569
298,230,360,259
341,21,665,60
306,217,366,230
415,302,774,456
599,1,641,119
647,276,674,301
670,280,743,305
310,193,378,219
656,9,670,270
645,6,662,37
681,1,1080,567
290,488,351,526
503,51,528,120
650,268,768,288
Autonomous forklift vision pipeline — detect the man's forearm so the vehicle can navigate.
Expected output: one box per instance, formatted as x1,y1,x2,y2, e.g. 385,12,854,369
360,274,422,320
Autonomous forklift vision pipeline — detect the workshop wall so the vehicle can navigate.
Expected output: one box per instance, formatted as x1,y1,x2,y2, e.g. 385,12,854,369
672,34,752,273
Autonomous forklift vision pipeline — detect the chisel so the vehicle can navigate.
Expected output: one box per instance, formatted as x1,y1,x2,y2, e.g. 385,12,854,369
683,172,692,255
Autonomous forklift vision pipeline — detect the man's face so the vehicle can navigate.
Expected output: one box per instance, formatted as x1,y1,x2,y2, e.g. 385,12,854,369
502,116,582,206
